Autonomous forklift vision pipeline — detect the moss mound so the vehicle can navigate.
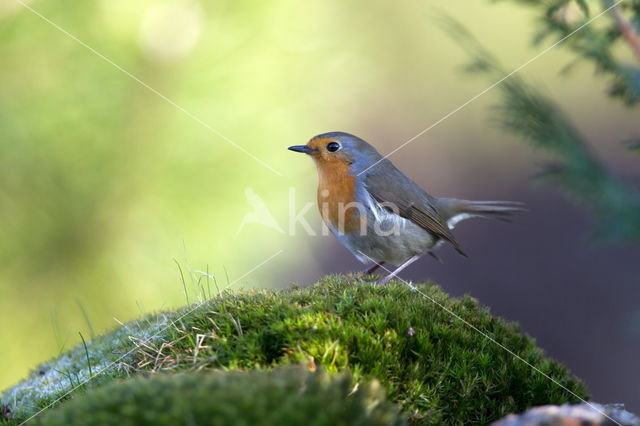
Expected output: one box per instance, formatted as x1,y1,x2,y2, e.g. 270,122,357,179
37,367,404,426
2,277,588,425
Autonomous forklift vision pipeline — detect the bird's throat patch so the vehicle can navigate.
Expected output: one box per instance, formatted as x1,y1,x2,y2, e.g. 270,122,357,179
315,160,363,235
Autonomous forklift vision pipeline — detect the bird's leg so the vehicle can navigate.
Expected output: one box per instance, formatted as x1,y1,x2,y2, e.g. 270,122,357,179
373,255,421,285
362,261,385,275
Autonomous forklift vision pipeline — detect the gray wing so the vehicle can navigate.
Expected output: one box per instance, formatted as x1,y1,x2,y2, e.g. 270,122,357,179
363,161,467,257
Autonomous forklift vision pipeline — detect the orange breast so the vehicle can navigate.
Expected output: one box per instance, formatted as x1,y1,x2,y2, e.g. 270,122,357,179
315,160,363,234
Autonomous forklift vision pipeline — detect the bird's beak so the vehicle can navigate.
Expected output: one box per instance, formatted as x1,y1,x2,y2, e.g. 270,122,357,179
288,145,317,154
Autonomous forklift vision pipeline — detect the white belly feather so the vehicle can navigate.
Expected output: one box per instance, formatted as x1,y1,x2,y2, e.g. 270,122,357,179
326,190,437,265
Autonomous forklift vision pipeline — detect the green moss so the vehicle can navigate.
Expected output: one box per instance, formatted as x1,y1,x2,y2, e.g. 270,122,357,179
2,276,589,425
1,311,174,423
36,367,404,426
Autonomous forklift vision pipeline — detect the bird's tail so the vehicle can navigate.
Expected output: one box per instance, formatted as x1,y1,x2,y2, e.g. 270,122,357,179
439,199,527,228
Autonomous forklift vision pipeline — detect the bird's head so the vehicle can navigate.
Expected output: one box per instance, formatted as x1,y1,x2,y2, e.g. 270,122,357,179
288,132,383,174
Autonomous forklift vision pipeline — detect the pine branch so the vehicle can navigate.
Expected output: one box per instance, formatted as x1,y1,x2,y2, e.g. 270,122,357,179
442,17,640,242
608,1,640,61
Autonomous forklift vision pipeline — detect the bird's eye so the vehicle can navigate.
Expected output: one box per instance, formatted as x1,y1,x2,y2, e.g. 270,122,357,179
326,142,341,152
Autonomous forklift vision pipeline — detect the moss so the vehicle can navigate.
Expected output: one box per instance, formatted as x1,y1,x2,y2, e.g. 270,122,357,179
1,311,174,423
36,367,404,426
2,276,589,425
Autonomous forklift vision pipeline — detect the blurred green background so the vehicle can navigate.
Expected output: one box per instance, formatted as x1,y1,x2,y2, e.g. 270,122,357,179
1,0,638,409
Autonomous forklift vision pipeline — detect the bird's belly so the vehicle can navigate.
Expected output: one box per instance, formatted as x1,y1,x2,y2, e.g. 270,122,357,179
328,212,437,266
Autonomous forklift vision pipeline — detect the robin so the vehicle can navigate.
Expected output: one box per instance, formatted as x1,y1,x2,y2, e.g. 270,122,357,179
289,131,525,285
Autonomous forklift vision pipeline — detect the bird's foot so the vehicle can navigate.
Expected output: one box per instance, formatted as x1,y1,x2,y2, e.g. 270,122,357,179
361,261,385,275
370,273,396,285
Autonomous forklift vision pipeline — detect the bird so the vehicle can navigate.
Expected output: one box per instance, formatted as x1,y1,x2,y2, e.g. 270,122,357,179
288,131,525,285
